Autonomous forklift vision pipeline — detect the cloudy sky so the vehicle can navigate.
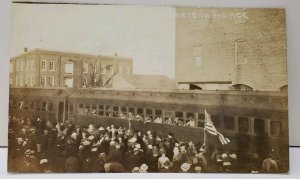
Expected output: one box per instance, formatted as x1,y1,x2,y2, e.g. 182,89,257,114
11,4,175,78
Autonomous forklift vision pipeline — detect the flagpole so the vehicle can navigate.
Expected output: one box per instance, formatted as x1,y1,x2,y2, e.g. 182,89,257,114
203,109,207,146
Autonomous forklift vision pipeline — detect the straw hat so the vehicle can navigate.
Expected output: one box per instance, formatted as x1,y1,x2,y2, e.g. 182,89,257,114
181,163,191,172
132,167,140,173
139,164,148,172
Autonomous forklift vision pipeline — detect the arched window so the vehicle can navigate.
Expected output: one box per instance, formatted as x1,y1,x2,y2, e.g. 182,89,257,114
229,84,253,91
279,85,288,92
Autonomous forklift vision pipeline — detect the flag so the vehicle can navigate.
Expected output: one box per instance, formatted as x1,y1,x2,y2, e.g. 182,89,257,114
204,110,230,145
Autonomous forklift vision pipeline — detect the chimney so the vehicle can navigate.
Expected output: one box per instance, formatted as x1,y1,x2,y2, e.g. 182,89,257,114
24,48,28,52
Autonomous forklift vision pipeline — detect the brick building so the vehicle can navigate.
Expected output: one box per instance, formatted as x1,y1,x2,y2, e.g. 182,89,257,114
10,49,133,88
175,7,288,91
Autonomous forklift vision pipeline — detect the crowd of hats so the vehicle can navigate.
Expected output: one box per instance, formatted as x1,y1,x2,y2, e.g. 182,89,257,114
8,116,243,173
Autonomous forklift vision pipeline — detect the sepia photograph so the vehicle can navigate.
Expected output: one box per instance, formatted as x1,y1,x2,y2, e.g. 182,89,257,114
7,2,289,173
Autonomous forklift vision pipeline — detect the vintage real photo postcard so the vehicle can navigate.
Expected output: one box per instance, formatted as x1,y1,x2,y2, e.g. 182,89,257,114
8,2,288,173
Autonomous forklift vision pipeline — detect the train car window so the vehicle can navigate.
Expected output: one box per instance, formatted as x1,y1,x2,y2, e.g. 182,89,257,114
98,105,104,116
128,107,135,114
104,105,111,116
48,102,54,111
119,107,127,119
146,108,153,115
23,100,28,110
270,121,282,136
223,115,235,131
164,111,174,124
136,108,144,121
137,108,143,114
69,104,74,113
78,104,84,114
254,118,265,135
197,113,205,128
79,104,84,109
175,111,184,126
238,117,249,133
155,109,162,116
112,106,119,117
36,100,41,111
41,101,47,111
185,112,195,127
29,101,34,109
121,107,127,112
154,109,163,123
91,104,97,115
85,104,90,114
145,108,153,121
211,115,220,129
13,100,17,107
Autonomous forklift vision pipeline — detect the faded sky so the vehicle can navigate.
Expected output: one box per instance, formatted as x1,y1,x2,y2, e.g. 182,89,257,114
11,4,175,78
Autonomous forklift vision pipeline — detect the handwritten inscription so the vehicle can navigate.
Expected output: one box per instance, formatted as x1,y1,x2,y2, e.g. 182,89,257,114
176,9,249,21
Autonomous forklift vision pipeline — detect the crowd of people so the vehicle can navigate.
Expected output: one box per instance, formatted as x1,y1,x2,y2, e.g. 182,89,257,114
8,115,280,173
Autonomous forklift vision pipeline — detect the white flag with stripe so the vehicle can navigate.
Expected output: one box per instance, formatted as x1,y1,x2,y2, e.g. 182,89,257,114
204,110,230,145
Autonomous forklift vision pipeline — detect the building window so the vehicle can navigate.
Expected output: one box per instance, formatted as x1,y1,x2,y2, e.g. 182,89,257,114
109,66,114,75
235,39,248,65
41,60,46,70
229,84,253,91
16,62,19,71
118,65,123,74
20,61,24,71
16,76,18,86
65,62,73,74
31,60,34,71
49,61,55,71
64,78,73,88
30,75,35,86
19,76,23,86
40,76,46,87
101,65,106,74
25,75,29,86
83,63,88,73
26,61,30,71
49,76,55,87
82,77,88,87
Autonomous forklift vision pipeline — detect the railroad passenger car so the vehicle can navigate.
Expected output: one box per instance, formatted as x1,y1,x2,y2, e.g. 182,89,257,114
9,87,289,165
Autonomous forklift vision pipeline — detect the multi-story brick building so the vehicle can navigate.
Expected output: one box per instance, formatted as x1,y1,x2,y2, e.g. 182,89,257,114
175,8,288,91
10,49,133,88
